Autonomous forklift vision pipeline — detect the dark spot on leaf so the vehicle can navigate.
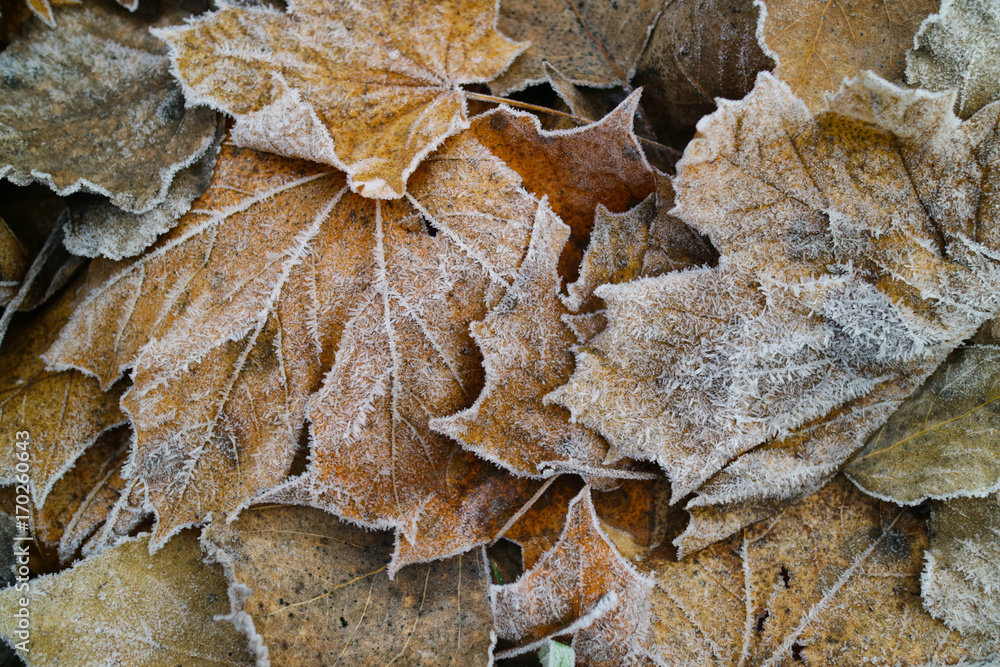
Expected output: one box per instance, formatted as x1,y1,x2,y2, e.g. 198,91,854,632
780,565,790,587
791,642,805,662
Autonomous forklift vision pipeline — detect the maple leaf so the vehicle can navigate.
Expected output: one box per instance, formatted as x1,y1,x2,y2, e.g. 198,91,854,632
155,0,524,199
492,486,656,665
551,72,1000,555
756,0,938,109
0,283,126,514
922,493,1000,642
489,0,662,95
0,531,255,665
202,504,495,666
906,0,1000,119
0,2,219,214
631,0,774,142
494,476,996,665
470,92,655,281
844,344,1000,504
45,134,544,562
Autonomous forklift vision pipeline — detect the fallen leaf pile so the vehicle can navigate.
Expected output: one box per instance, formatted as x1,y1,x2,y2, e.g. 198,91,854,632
1,0,999,664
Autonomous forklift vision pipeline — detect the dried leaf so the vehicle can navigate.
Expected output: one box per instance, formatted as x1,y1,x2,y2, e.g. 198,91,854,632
502,474,584,569
0,284,127,512
922,493,1000,642
0,2,219,213
202,504,495,666
470,92,654,281
757,0,938,110
0,531,255,666
496,477,995,665
63,125,224,260
845,344,1000,504
433,203,624,478
156,0,523,199
489,0,662,94
631,0,774,142
907,0,1000,119
551,72,1000,553
46,134,540,557
491,487,657,665
33,425,131,565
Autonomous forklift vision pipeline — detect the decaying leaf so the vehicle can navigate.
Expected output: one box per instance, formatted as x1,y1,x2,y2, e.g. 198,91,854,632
0,2,219,213
490,0,661,94
502,474,584,569
757,0,938,110
492,487,656,664
202,504,495,666
907,0,1000,119
0,283,127,512
495,477,995,665
0,217,28,305
922,493,1000,642
433,203,625,479
46,134,543,559
551,72,1000,554
63,125,223,260
631,0,774,142
33,425,131,565
0,531,255,666
845,344,1000,504
470,92,654,280
155,0,524,199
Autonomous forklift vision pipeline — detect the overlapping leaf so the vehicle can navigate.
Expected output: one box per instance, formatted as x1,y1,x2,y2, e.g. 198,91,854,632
0,531,255,666
156,0,524,199
0,2,219,214
551,72,1000,555
494,477,996,666
907,0,1000,119
757,0,938,109
46,134,545,565
922,493,1000,642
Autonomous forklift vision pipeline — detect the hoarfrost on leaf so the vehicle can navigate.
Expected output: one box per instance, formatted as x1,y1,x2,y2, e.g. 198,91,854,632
0,2,220,213
550,71,1000,554
155,0,525,199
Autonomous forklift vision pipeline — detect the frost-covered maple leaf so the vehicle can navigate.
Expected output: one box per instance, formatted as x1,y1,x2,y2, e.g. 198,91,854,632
155,0,525,199
45,133,545,565
551,71,1000,555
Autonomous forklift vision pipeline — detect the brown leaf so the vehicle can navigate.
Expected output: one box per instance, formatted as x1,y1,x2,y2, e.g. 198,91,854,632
491,486,657,665
757,0,938,110
156,0,523,199
202,504,495,666
845,344,1000,505
46,134,541,558
470,92,655,281
551,73,1000,554
497,477,995,665
502,474,585,569
433,202,630,479
922,493,1000,642
489,0,662,95
0,2,219,213
0,283,126,514
907,0,1000,119
0,531,255,666
33,425,131,565
631,0,774,143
